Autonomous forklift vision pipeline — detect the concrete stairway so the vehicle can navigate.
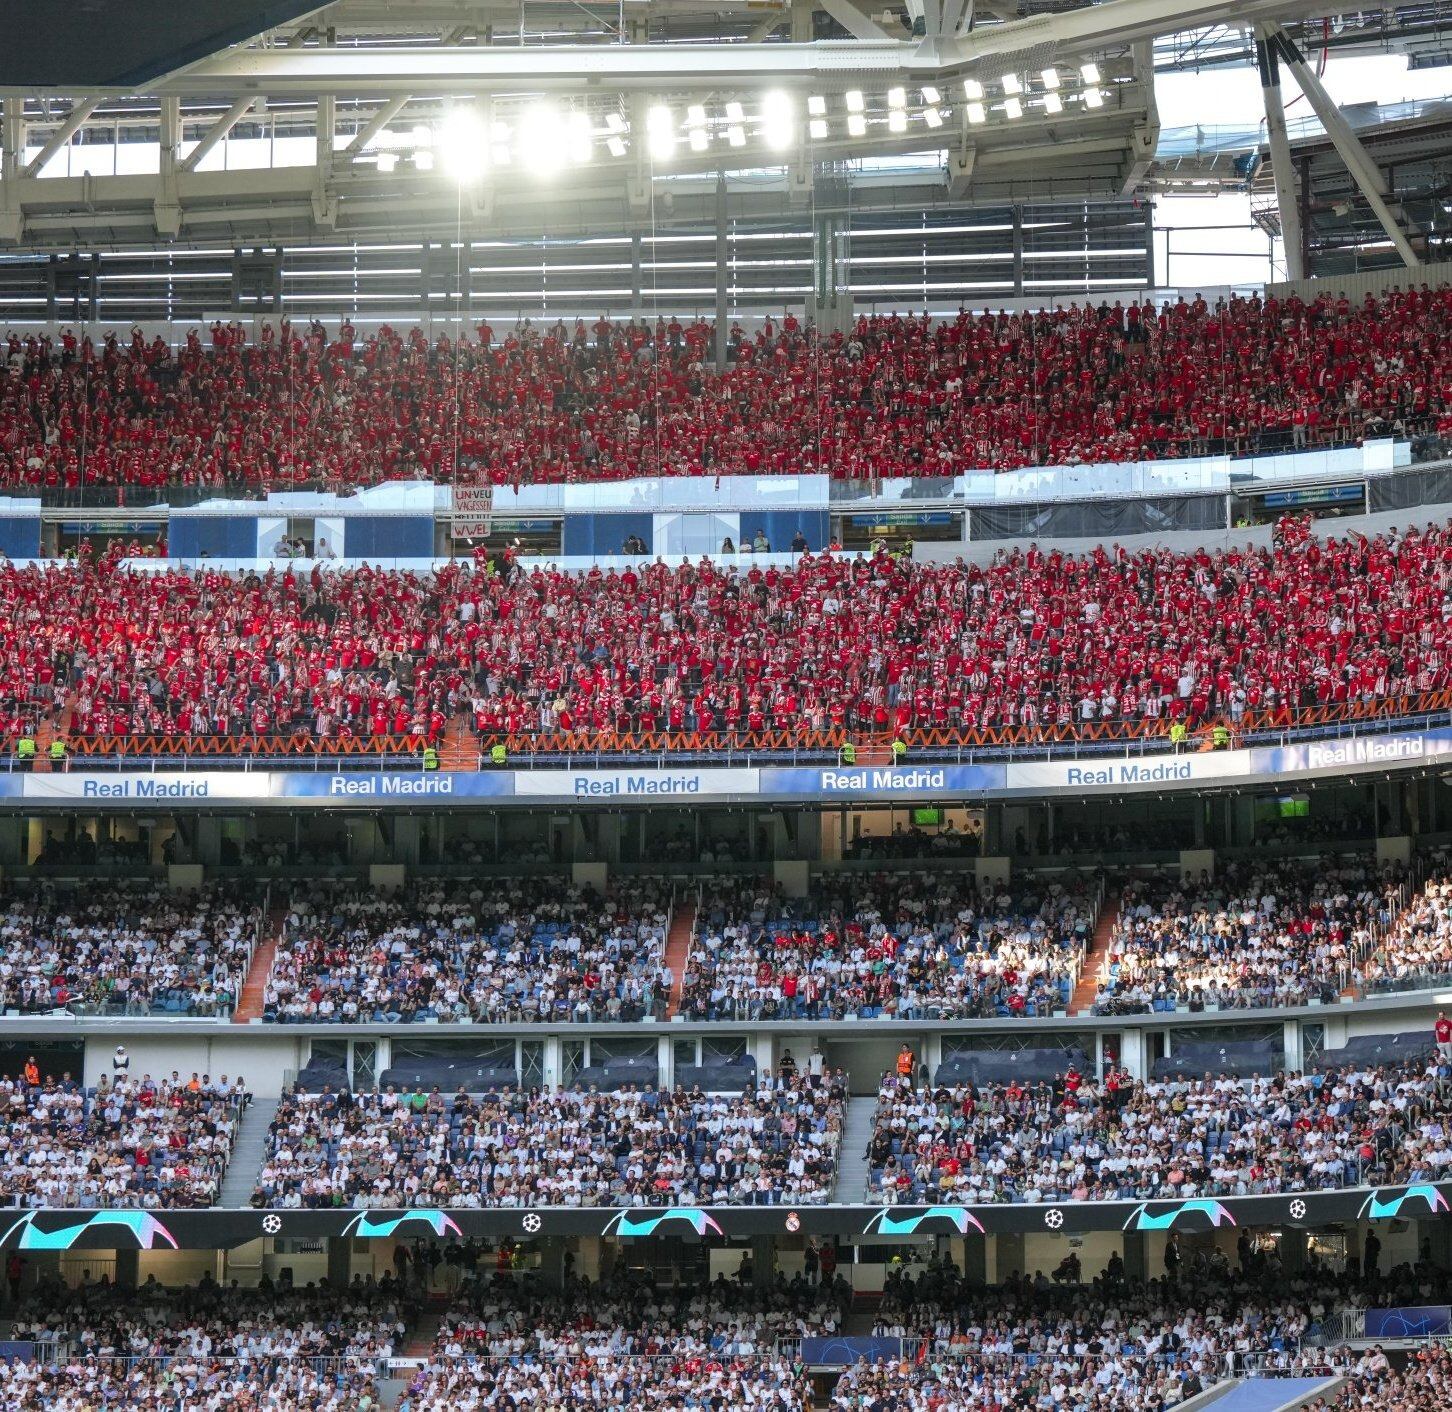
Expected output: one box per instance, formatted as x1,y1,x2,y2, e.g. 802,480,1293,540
832,1096,881,1203
438,715,477,770
663,904,697,1017
1070,892,1121,1015
218,1096,280,1207
233,897,290,1024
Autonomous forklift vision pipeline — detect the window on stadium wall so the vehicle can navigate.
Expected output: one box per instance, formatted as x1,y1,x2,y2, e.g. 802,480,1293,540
0,201,1149,325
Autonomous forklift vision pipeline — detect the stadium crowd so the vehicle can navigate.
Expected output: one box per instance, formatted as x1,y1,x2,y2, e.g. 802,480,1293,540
865,1054,1452,1204
399,1354,810,1410
1359,853,1452,994
0,1359,384,1412
1,291,1444,491
433,1268,848,1358
0,882,258,1016
252,1070,844,1207
1090,855,1405,1013
679,872,1095,1021
262,878,672,1024
11,1270,406,1361
0,516,1449,749
0,1071,246,1208
1335,1345,1452,1411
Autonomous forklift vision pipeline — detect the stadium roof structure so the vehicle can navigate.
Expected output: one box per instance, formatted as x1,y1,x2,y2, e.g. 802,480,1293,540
0,0,1431,270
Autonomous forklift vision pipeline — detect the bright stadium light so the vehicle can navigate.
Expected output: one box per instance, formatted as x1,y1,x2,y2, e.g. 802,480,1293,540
966,102,986,124
1003,97,1023,119
963,79,984,100
807,95,827,117
413,149,435,171
1002,73,1023,95
491,121,512,167
1044,92,1063,114
887,109,907,132
1041,67,1061,89
605,111,627,134
923,108,943,129
727,125,746,147
1081,61,1102,83
1083,88,1104,108
761,90,794,149
410,125,433,148
845,89,865,112
437,107,488,182
725,100,745,123
518,106,568,174
809,117,829,140
689,127,709,152
686,104,707,128
565,112,593,164
647,104,676,160
376,151,398,173
847,112,867,137
887,86,906,109
921,86,941,104
606,135,627,157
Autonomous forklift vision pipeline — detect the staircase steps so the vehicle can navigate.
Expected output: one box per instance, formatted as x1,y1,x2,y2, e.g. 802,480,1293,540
663,904,697,1017
439,716,477,770
217,1096,280,1207
832,1096,881,1203
1069,892,1121,1016
233,897,289,1024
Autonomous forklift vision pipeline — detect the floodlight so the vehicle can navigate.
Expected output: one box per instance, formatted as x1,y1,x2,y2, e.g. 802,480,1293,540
809,118,829,140
888,109,907,132
376,151,398,173
1003,97,1022,119
966,103,986,124
847,113,867,137
1083,88,1104,109
888,86,906,109
1002,73,1023,95
1044,92,1063,114
437,107,488,182
807,95,827,117
1081,62,1101,83
1041,67,1060,89
845,89,865,112
923,108,943,129
761,90,794,150
963,79,984,100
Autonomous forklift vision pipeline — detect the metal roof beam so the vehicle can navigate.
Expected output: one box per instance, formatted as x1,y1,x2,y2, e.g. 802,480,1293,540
153,0,1333,94
22,96,102,178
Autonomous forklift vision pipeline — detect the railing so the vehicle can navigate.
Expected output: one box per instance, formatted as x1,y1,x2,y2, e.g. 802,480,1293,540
31,693,1452,774
475,692,1452,768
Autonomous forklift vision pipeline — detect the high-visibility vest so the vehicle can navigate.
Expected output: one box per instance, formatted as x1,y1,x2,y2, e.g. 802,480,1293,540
16,737,35,760
890,738,907,763
490,743,508,766
48,740,67,761
422,745,439,771
1212,725,1230,749
840,742,857,766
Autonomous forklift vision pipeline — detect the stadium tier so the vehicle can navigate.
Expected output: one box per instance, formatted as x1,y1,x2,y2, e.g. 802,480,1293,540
14,1,1452,1404
0,292,1443,491
0,515,1449,758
